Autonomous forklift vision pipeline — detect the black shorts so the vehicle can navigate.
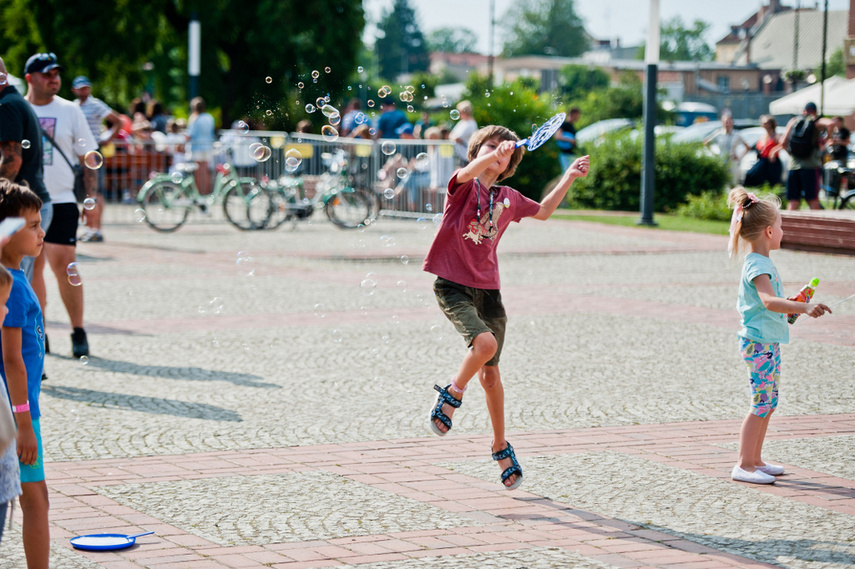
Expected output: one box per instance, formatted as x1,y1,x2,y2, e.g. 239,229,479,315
786,168,820,202
44,202,80,246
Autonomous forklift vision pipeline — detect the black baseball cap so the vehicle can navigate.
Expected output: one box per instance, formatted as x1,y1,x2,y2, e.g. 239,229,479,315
24,52,64,75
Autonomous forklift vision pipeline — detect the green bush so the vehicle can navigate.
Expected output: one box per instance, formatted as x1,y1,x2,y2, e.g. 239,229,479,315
567,133,729,211
674,190,731,221
460,76,563,200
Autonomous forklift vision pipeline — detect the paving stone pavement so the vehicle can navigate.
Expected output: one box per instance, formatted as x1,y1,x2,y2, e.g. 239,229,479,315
1,207,853,569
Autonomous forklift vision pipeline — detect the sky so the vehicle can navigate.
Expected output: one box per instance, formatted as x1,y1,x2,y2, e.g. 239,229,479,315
363,0,852,55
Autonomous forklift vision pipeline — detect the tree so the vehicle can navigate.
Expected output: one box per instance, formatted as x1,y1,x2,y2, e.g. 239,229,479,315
0,0,366,129
375,0,430,81
826,47,846,78
559,64,610,102
501,0,589,58
427,26,478,54
636,16,714,62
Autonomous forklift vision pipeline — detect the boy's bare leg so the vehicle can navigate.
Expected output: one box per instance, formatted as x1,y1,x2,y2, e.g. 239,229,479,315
480,365,519,488
432,331,497,434
20,481,50,569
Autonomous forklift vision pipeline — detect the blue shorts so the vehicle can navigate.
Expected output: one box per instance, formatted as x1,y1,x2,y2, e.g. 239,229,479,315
786,168,820,202
19,418,45,483
739,338,780,418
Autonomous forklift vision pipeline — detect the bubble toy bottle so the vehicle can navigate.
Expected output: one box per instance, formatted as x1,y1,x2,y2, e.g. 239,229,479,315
787,278,819,324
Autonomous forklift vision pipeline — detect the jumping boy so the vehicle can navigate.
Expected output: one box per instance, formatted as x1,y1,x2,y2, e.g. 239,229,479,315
424,124,589,490
0,179,49,568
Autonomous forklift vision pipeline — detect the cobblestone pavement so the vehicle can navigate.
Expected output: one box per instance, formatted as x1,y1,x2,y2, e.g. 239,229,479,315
2,207,853,569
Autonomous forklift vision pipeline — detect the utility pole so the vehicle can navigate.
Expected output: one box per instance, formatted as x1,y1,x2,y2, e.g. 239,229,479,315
488,0,495,86
188,13,200,102
639,0,659,227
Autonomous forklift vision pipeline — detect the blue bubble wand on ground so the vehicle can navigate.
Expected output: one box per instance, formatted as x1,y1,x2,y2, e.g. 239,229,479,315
515,112,566,151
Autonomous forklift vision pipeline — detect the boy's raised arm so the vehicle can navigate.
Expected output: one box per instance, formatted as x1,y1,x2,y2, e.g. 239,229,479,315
2,325,37,465
533,155,589,220
455,140,516,185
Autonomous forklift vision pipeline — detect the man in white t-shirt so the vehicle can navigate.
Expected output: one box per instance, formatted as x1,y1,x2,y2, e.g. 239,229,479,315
449,100,477,167
25,52,97,359
72,75,121,243
703,113,751,186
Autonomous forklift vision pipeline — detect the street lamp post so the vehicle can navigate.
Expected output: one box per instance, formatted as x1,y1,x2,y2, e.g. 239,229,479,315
639,0,660,226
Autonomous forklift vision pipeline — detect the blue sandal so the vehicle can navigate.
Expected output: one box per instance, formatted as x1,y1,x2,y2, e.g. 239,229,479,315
492,442,523,490
429,384,462,436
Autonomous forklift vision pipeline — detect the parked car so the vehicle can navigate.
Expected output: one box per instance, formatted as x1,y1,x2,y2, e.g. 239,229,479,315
575,118,635,148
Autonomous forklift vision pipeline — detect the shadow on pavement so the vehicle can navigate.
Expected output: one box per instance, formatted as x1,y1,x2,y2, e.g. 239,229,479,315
50,355,278,388
42,385,243,422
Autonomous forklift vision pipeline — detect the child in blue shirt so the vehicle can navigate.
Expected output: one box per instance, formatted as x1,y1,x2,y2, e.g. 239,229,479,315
0,179,48,566
726,187,830,484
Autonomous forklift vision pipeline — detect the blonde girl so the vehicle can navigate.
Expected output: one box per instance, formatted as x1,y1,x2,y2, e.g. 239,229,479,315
727,187,831,484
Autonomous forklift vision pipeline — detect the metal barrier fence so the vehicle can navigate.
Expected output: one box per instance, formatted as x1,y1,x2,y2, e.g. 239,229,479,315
98,133,455,225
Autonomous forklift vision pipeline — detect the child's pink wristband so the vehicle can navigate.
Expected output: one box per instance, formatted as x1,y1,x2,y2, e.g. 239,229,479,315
12,402,30,413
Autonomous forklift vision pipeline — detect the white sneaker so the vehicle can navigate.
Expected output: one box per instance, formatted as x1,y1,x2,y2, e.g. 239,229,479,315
732,465,776,484
756,463,785,476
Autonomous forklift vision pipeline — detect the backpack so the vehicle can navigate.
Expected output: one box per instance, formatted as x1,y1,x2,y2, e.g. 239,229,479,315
787,117,817,159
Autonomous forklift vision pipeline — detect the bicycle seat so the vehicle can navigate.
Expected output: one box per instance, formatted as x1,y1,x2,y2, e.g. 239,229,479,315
175,163,198,173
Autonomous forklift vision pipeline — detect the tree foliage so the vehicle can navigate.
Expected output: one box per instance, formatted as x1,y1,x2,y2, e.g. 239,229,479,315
375,0,430,81
501,0,589,58
427,26,478,54
636,17,714,62
559,64,610,102
0,0,365,129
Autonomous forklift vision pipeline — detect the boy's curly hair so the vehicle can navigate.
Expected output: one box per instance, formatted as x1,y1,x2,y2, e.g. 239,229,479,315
0,179,42,222
466,125,525,181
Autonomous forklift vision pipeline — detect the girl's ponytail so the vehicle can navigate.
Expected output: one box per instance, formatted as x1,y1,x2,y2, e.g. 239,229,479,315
726,186,781,257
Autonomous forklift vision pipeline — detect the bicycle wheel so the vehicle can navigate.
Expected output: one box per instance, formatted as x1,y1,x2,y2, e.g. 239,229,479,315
140,181,192,232
841,193,855,210
222,180,273,230
324,188,372,229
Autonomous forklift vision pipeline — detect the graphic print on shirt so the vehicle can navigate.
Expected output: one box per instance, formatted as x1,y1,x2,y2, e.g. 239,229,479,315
463,202,505,245
38,117,57,166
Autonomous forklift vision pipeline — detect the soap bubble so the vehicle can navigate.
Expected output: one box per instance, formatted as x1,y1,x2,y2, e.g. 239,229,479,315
235,253,256,277
82,197,97,211
314,304,325,318
332,329,343,343
0,73,6,86
265,76,272,84
83,150,103,169
381,141,396,155
400,255,409,265
414,152,430,171
311,70,320,79
80,355,89,365
425,203,433,212
450,109,460,120
328,112,341,126
316,96,327,107
321,104,338,117
305,103,316,113
297,81,304,89
396,167,407,179
367,99,375,108
133,208,146,222
66,262,82,286
250,143,272,162
357,66,364,73
236,121,249,134
324,67,331,73
383,188,395,199
321,125,339,142
170,171,184,184
78,138,87,148
360,278,376,296
21,139,31,149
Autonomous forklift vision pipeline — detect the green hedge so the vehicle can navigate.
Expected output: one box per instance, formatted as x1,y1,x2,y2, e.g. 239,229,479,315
567,134,730,211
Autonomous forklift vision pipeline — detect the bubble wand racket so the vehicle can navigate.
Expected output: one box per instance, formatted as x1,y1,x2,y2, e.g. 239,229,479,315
515,112,566,150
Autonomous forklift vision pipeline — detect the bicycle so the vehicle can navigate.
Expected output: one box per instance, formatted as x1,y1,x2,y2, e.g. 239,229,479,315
822,161,855,210
136,161,269,232
259,149,374,230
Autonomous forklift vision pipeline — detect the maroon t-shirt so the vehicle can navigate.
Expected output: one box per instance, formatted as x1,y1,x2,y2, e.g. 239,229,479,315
423,172,541,289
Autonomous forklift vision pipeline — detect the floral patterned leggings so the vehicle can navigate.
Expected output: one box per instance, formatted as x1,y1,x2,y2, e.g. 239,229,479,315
739,338,780,418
